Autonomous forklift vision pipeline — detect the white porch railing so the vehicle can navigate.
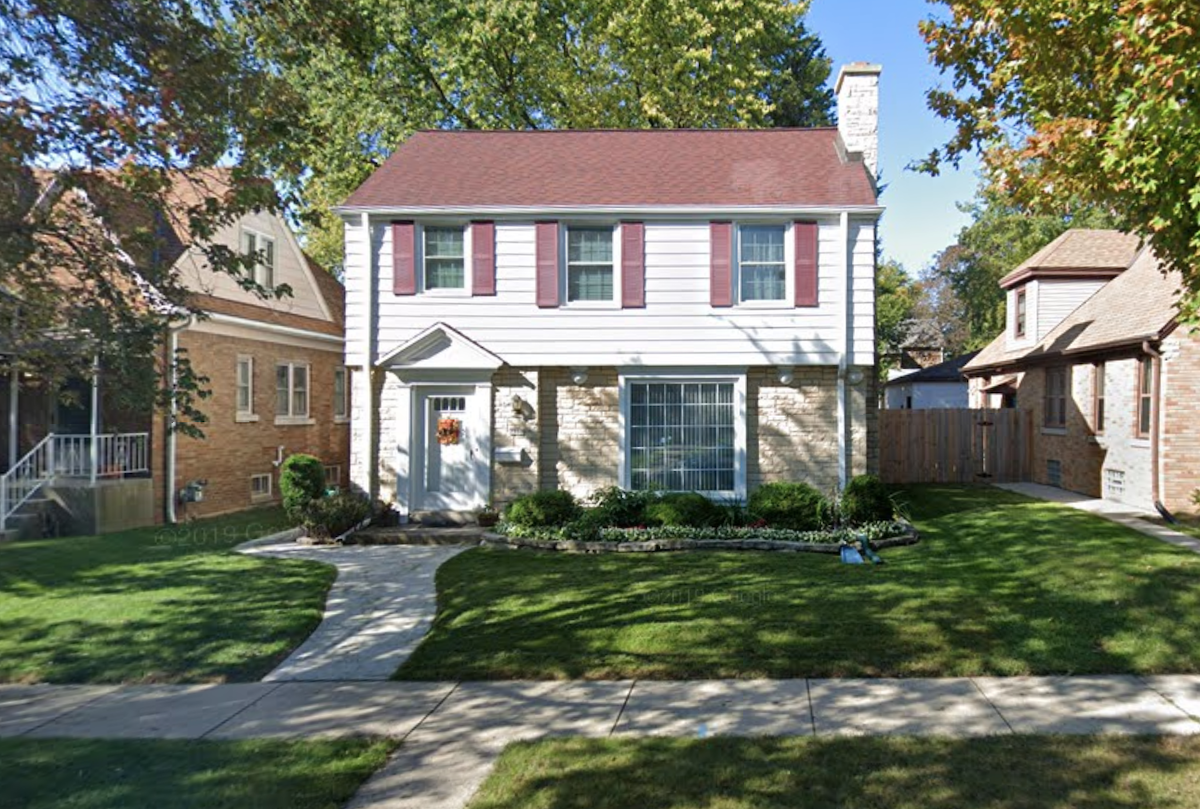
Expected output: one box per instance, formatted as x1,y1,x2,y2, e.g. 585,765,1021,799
0,432,150,532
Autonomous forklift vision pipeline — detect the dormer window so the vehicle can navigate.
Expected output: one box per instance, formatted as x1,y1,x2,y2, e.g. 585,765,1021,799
1015,287,1028,338
242,229,275,288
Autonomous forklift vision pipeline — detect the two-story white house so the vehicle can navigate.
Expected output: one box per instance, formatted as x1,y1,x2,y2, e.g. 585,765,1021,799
338,64,883,519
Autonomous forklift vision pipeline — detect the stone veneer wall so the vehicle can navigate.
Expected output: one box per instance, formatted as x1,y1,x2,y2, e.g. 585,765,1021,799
537,367,621,499
747,367,839,492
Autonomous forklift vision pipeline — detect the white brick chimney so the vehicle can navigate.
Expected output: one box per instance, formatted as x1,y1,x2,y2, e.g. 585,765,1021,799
835,62,882,179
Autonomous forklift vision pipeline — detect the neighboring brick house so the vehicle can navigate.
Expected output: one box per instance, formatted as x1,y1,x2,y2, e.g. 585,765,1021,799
337,64,883,518
964,229,1197,516
1,171,348,533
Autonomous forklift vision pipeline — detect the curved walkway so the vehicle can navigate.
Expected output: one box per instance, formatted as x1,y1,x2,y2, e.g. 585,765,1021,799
240,540,471,682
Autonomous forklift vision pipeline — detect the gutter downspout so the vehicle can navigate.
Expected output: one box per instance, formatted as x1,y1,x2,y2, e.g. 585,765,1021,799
837,211,850,489
165,315,195,524
1142,340,1174,522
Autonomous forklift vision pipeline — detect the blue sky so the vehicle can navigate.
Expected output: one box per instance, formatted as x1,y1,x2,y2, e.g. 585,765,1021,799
807,0,981,275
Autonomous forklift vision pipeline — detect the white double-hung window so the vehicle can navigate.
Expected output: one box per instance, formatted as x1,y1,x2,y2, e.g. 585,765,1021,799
566,226,615,303
241,228,275,288
737,225,786,302
235,356,255,420
423,226,466,291
276,362,310,421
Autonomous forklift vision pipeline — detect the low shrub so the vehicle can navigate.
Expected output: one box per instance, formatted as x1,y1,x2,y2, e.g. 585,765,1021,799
505,490,581,528
301,492,373,540
279,454,326,519
587,486,656,528
499,520,906,545
840,474,894,525
748,481,829,531
645,492,725,528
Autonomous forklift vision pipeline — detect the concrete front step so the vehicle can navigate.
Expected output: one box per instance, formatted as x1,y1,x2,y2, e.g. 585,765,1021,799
352,525,485,546
409,509,478,527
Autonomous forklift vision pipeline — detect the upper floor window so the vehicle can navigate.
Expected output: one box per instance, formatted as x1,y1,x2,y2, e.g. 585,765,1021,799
334,366,349,420
1092,362,1105,434
1137,356,1154,438
241,228,275,288
423,226,465,290
1015,287,1028,338
276,362,309,420
738,225,786,302
1044,366,1068,428
236,356,255,418
566,226,614,302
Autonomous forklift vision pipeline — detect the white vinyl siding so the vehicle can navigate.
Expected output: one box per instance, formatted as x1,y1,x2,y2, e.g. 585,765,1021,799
1036,279,1108,340
351,216,876,368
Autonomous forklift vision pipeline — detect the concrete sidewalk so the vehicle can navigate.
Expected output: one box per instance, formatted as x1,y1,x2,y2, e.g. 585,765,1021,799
7,676,1200,808
995,482,1200,554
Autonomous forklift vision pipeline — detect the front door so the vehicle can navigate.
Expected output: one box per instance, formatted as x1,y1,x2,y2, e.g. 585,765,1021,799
415,387,481,510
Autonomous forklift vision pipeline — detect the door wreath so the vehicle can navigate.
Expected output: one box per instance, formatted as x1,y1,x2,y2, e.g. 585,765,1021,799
437,417,461,445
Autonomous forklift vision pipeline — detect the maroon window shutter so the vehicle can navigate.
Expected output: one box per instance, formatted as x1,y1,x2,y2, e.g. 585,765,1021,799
710,222,733,307
794,221,818,307
392,221,416,295
471,221,496,296
535,221,559,308
621,222,645,308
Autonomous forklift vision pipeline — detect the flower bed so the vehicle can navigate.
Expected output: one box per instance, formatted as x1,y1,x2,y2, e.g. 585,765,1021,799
484,520,919,554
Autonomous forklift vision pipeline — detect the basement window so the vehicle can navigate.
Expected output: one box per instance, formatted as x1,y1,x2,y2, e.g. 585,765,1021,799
1104,468,1126,499
1046,459,1063,488
250,473,273,501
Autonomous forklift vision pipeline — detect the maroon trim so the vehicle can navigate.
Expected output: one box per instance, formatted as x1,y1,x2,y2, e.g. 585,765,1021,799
621,222,645,308
709,222,733,307
793,221,818,307
535,221,559,308
471,221,496,296
391,221,416,295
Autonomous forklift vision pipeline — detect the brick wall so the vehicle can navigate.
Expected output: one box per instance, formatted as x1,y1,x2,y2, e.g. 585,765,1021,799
153,329,349,521
1162,333,1200,516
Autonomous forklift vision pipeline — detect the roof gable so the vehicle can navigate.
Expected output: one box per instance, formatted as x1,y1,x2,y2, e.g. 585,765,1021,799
341,129,878,210
999,229,1142,289
378,323,503,372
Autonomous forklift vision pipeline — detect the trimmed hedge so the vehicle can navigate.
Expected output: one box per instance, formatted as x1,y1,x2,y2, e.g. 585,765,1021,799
280,454,325,518
506,490,581,528
841,474,893,525
747,481,829,531
645,492,725,528
587,486,656,528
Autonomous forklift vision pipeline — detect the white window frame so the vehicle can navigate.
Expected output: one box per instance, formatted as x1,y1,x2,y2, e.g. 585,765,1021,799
420,223,471,295
241,227,276,289
275,361,313,425
323,465,342,486
734,222,793,308
235,355,258,422
618,370,747,499
334,366,350,423
250,472,273,501
562,223,622,308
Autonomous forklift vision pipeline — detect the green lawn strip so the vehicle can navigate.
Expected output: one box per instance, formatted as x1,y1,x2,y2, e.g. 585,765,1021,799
0,508,334,684
2,737,395,809
397,485,1200,680
469,735,1200,809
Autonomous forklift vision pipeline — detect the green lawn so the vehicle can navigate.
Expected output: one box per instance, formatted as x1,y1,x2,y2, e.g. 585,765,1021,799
468,735,1200,809
0,508,334,684
396,485,1200,680
2,737,394,809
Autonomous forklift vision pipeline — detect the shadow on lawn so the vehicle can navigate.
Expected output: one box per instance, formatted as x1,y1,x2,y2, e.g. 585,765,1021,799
471,736,1200,809
396,485,1200,680
0,511,333,684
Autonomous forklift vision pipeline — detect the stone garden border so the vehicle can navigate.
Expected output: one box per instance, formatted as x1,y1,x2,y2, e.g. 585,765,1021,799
480,521,920,554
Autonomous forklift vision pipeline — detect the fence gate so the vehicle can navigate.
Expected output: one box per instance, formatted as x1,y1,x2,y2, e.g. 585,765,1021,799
878,408,1032,485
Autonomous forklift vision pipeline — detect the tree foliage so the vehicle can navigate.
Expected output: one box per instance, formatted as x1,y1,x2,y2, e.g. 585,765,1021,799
920,2,1200,319
876,258,917,356
241,0,835,270
0,0,297,433
930,180,1116,348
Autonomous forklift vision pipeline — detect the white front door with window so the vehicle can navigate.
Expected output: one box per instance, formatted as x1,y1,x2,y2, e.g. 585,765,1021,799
414,386,485,510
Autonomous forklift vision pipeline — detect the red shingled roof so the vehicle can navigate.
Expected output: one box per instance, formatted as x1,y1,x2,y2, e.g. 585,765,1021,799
342,129,878,209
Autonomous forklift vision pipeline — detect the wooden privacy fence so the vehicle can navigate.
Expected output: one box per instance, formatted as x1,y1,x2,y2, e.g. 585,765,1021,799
878,408,1032,485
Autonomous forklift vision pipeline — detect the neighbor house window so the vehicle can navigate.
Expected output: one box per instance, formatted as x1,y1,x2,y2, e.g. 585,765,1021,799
1015,287,1027,338
324,465,341,486
276,362,310,419
1137,356,1154,438
738,225,786,302
423,226,465,290
1046,459,1063,488
236,356,254,418
250,473,272,500
628,381,736,493
241,229,275,288
1044,366,1068,428
1092,362,1105,434
334,367,349,420
566,226,614,302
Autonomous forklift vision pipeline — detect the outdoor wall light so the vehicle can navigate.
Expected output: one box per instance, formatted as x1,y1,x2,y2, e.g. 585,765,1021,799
511,395,525,415
776,366,795,385
570,367,589,385
847,368,865,386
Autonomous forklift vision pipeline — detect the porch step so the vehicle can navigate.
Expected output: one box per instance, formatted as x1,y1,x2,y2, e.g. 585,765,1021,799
409,509,477,527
